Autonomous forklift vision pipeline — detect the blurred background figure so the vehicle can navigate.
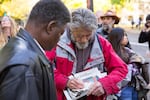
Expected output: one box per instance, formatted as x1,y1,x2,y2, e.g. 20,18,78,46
96,9,131,49
96,10,120,39
95,10,104,28
0,23,5,49
108,27,147,100
0,15,17,43
131,17,135,29
135,16,143,29
138,16,143,29
138,14,150,57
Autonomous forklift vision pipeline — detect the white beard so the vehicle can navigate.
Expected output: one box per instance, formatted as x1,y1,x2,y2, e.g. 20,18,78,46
75,42,89,49
71,34,89,49
102,24,109,31
102,21,115,32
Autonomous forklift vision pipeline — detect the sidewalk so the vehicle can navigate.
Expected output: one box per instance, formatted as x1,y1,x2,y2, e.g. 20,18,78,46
117,24,141,34
124,27,141,34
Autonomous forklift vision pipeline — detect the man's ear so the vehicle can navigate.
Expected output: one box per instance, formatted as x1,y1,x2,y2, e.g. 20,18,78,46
46,21,57,34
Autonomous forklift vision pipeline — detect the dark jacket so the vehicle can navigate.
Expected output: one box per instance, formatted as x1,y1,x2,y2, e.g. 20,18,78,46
138,30,150,50
0,28,57,100
96,27,108,39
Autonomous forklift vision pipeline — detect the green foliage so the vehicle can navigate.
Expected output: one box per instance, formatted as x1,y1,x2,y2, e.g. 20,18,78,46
0,0,135,21
94,0,111,12
62,0,86,11
0,0,10,4
111,0,120,5
62,0,112,13
0,0,38,20
111,0,126,7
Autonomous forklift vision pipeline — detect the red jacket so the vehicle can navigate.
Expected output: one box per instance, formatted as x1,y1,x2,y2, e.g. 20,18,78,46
46,33,127,100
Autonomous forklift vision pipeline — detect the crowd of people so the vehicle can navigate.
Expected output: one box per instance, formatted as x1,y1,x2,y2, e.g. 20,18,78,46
0,0,149,100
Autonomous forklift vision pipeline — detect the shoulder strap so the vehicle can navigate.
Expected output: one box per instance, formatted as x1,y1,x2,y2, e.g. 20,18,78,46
96,34,103,51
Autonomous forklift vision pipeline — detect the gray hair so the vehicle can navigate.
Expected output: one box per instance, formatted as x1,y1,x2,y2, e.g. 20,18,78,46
69,8,98,31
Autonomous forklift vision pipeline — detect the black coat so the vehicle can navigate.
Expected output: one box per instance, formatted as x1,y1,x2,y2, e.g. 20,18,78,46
0,29,57,100
138,30,150,50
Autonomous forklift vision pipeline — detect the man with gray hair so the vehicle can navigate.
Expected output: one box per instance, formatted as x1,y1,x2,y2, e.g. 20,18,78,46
46,8,127,100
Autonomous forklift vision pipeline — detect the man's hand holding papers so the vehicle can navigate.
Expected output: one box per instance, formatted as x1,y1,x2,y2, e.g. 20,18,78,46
64,67,107,100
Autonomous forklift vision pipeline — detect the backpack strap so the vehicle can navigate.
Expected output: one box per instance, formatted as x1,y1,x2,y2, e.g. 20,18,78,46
96,34,103,51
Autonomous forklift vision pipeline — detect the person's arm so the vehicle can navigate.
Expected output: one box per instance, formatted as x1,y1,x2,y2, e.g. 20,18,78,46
54,59,85,91
138,31,150,43
54,68,71,90
138,26,150,43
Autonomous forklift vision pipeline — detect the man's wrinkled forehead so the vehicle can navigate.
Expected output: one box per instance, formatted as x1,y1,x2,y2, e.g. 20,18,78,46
71,26,93,33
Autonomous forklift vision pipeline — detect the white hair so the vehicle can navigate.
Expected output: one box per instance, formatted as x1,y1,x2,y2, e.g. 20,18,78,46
69,8,98,31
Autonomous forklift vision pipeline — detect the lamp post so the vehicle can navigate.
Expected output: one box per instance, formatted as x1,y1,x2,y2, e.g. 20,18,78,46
87,0,93,12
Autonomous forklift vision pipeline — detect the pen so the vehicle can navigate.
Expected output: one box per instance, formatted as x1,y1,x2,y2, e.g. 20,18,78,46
71,73,76,78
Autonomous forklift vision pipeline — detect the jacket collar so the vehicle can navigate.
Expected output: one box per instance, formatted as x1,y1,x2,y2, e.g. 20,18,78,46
58,29,76,58
17,28,50,64
18,29,41,53
0,28,51,73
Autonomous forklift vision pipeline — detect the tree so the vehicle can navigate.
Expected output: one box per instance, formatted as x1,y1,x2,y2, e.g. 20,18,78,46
0,0,11,4
87,0,93,11
0,0,38,20
62,0,86,11
111,0,126,7
0,0,11,16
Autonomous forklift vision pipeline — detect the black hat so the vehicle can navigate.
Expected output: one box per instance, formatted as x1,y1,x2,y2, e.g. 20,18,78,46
146,14,150,21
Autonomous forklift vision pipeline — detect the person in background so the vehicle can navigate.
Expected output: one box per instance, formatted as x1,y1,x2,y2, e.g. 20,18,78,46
0,27,5,49
1,15,17,42
95,10,104,28
138,16,142,29
131,17,135,29
46,8,127,100
138,14,150,57
108,27,147,100
97,10,131,49
96,10,120,39
0,1,70,100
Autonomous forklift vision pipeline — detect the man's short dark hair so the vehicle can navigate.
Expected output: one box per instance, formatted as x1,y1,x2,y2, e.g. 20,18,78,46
28,0,70,25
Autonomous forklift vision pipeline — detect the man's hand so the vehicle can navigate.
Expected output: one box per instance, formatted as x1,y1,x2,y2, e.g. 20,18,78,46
67,78,84,89
87,79,105,96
